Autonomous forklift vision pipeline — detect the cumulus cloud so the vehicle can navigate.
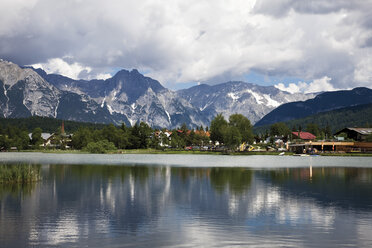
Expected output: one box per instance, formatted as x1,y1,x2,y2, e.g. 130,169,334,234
0,0,372,89
31,58,112,80
31,58,91,80
354,55,372,83
275,76,340,94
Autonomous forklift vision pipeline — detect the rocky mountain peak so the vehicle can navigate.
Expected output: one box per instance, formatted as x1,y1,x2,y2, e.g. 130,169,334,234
0,60,41,87
178,81,316,124
111,69,165,94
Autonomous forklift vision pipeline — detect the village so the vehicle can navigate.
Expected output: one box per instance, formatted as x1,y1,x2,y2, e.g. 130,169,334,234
16,120,372,155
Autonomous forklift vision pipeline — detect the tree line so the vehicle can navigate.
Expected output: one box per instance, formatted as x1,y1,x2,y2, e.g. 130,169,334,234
0,114,253,152
266,122,333,141
0,113,368,153
0,116,107,133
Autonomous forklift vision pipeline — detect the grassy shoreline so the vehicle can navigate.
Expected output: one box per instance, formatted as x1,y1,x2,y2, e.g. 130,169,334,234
0,164,41,184
11,149,372,157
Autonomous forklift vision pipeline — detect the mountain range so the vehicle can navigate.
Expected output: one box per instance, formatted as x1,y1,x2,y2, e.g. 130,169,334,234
0,59,316,128
3,58,370,129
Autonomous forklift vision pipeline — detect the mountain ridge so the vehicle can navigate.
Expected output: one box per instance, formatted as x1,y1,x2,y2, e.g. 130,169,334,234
255,87,372,127
1,59,318,128
178,81,316,124
253,103,372,134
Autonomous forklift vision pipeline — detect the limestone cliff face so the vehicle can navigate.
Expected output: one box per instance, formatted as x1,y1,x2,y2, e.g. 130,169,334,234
0,60,127,124
40,67,209,128
178,81,315,125
0,60,60,118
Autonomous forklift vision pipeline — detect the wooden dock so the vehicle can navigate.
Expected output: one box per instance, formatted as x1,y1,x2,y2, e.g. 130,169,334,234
289,141,372,153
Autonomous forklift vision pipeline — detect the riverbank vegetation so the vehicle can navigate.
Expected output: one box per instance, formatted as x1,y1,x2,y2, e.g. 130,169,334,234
0,164,41,183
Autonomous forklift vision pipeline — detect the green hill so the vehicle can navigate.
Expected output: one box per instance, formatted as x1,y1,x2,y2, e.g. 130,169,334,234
253,103,372,134
255,87,372,127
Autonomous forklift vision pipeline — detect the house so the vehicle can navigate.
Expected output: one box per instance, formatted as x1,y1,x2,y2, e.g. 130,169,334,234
264,135,286,144
288,128,372,153
292,131,316,140
154,130,172,147
334,127,372,141
289,141,372,153
28,132,72,148
28,133,53,147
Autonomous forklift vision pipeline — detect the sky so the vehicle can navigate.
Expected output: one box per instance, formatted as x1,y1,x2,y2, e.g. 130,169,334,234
1,0,372,92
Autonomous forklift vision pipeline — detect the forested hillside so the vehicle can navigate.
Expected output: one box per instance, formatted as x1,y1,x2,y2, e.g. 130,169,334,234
253,103,372,134
0,116,107,133
255,87,372,126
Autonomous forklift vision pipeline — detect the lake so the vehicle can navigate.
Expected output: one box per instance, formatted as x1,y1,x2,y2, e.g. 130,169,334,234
0,153,372,247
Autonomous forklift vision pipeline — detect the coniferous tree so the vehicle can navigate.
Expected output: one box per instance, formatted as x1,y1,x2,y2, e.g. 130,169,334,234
138,122,152,149
325,124,332,140
270,122,290,137
306,123,320,137
129,123,141,149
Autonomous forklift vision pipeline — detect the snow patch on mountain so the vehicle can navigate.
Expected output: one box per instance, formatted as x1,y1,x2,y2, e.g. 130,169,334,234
263,94,281,107
106,104,114,114
228,92,239,101
178,81,316,125
246,89,264,104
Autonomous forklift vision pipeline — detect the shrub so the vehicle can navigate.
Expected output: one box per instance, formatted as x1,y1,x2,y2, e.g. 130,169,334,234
84,140,116,154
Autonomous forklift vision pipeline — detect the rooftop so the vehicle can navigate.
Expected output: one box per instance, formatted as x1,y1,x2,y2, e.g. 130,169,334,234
292,131,316,140
346,128,372,135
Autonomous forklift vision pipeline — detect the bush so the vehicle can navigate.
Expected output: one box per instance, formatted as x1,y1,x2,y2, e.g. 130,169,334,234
84,140,117,154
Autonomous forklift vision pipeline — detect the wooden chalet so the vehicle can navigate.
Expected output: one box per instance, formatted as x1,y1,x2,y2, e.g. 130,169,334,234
334,128,372,141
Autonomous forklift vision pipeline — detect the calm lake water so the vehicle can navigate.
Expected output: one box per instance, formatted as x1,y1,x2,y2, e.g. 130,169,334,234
0,153,372,247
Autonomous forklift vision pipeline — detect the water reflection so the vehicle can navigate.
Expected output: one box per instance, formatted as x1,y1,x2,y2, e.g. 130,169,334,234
0,181,39,199
0,164,41,200
210,168,252,194
0,164,371,247
261,167,372,210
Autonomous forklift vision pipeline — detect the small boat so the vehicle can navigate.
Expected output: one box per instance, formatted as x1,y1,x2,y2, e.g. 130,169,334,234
293,154,310,157
279,152,285,156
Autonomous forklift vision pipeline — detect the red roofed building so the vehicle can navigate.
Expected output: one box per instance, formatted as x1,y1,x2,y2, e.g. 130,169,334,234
292,131,316,140
183,130,210,137
192,130,211,137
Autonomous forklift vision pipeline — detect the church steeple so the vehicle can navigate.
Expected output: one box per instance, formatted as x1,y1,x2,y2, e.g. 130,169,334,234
61,121,65,134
